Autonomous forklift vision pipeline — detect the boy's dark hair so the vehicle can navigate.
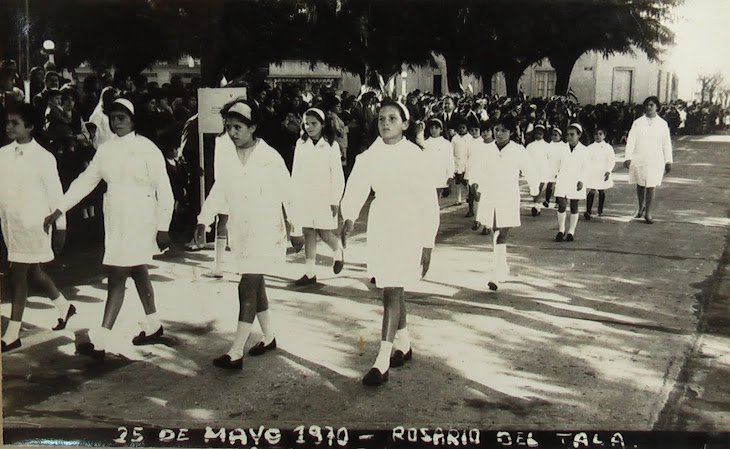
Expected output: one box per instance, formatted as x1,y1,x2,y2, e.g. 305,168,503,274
60,86,77,101
47,88,62,99
300,109,336,145
6,102,36,128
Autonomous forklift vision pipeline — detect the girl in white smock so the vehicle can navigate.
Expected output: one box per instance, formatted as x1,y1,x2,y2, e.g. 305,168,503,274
543,127,567,208
525,124,550,216
451,117,471,205
554,123,589,242
583,125,616,219
421,117,454,195
290,108,345,286
195,101,298,370
623,96,673,224
45,98,173,359
341,100,439,387
471,116,539,291
1,103,76,352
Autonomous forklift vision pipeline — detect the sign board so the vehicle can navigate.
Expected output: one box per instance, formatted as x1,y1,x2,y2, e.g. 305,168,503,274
197,87,248,134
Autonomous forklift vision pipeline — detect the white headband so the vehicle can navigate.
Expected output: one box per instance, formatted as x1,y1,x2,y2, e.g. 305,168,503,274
227,102,253,121
111,98,135,116
568,123,583,134
303,108,326,123
395,101,410,122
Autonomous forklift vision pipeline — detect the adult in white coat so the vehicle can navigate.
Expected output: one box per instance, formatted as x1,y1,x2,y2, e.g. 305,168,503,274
554,123,589,242
471,116,539,291
584,126,616,219
623,96,673,224
526,124,551,216
44,98,173,359
341,101,439,386
195,101,298,370
290,107,345,286
1,103,76,352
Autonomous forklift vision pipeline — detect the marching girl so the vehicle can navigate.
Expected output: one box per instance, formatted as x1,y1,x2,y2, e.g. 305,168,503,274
341,100,439,386
44,98,173,358
0,103,76,352
195,101,298,369
543,127,566,208
525,124,550,217
554,123,589,242
471,116,538,291
421,118,454,198
451,116,471,206
463,115,483,219
290,107,345,286
583,125,616,219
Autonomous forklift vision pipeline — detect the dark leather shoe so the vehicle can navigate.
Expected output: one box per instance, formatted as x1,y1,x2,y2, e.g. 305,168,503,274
644,214,654,224
465,210,474,218
566,233,574,242
333,260,344,274
488,281,498,291
481,227,490,235
132,326,164,345
583,212,591,220
292,275,317,286
213,354,243,369
76,342,105,359
542,201,550,208
362,367,389,386
248,339,277,356
634,207,645,218
471,221,481,231
531,207,539,217
555,232,564,242
53,304,77,331
390,348,413,367
370,277,376,284
2,339,21,352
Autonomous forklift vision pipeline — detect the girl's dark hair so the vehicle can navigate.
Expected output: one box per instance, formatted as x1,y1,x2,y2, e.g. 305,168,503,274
300,109,336,145
643,96,660,108
378,100,415,142
6,102,36,129
494,115,516,133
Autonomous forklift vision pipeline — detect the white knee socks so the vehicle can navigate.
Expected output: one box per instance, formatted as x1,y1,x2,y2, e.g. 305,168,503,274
557,212,566,233
3,320,21,343
393,328,411,353
227,321,253,360
214,236,227,273
568,213,579,235
143,312,162,334
90,326,112,350
52,293,70,319
372,341,393,372
494,243,509,281
256,310,275,345
305,257,316,278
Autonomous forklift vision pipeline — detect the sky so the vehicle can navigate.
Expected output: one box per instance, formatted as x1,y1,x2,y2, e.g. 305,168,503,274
663,0,730,99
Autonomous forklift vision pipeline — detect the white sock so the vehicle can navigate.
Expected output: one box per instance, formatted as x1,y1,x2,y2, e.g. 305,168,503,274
214,236,226,272
256,310,275,345
305,258,316,278
393,328,411,353
372,341,393,373
144,312,162,334
227,321,253,360
557,212,566,233
52,293,70,318
457,186,463,203
3,320,22,343
568,213,579,234
90,326,112,350
333,240,343,261
494,243,509,281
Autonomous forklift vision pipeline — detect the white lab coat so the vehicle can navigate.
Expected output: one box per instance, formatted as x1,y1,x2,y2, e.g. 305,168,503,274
585,142,616,190
422,136,454,188
59,132,173,267
452,133,474,175
625,115,673,187
471,141,539,229
198,139,292,275
526,139,551,183
212,133,237,216
341,137,439,289
546,141,568,182
290,137,344,230
0,139,66,263
554,142,589,200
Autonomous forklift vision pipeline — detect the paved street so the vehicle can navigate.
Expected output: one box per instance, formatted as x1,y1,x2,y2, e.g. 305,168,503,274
2,134,730,434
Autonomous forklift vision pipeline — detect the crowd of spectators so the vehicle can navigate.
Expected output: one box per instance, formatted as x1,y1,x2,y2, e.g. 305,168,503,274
1,59,729,247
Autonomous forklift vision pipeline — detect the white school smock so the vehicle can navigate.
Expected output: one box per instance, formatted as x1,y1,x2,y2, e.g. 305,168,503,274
198,139,293,275
290,137,345,230
464,136,486,183
212,133,238,216
452,133,473,175
0,139,66,263
59,132,174,267
585,141,616,190
554,142,590,200
472,141,539,229
526,139,551,183
422,136,454,188
341,137,439,289
625,115,673,188
546,141,568,181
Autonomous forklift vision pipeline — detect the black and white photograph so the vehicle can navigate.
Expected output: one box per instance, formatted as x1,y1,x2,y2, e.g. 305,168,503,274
1,0,730,447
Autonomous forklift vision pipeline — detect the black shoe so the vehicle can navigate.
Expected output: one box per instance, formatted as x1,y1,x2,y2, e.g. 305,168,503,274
248,339,277,356
465,210,474,218
333,259,344,275
370,277,376,284
644,214,654,224
292,275,317,286
471,221,481,231
542,201,550,208
583,212,591,220
566,233,574,242
132,326,164,346
531,207,539,217
213,354,243,369
597,210,603,216
555,232,564,242
76,342,105,359
481,227,490,235
488,281,499,291
390,348,413,367
362,367,389,386
634,207,645,219
2,339,21,352
53,304,77,331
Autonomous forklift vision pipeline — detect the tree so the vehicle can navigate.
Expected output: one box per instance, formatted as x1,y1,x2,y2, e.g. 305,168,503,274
698,72,724,103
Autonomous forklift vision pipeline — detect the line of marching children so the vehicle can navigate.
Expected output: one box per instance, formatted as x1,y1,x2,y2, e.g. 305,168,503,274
1,95,671,389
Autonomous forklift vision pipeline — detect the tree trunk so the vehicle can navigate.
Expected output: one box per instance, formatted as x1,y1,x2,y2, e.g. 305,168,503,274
200,0,224,88
503,63,527,98
445,53,463,95
480,69,497,95
549,53,581,97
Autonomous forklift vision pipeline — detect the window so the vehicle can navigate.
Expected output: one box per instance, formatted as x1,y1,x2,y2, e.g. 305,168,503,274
535,70,556,98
